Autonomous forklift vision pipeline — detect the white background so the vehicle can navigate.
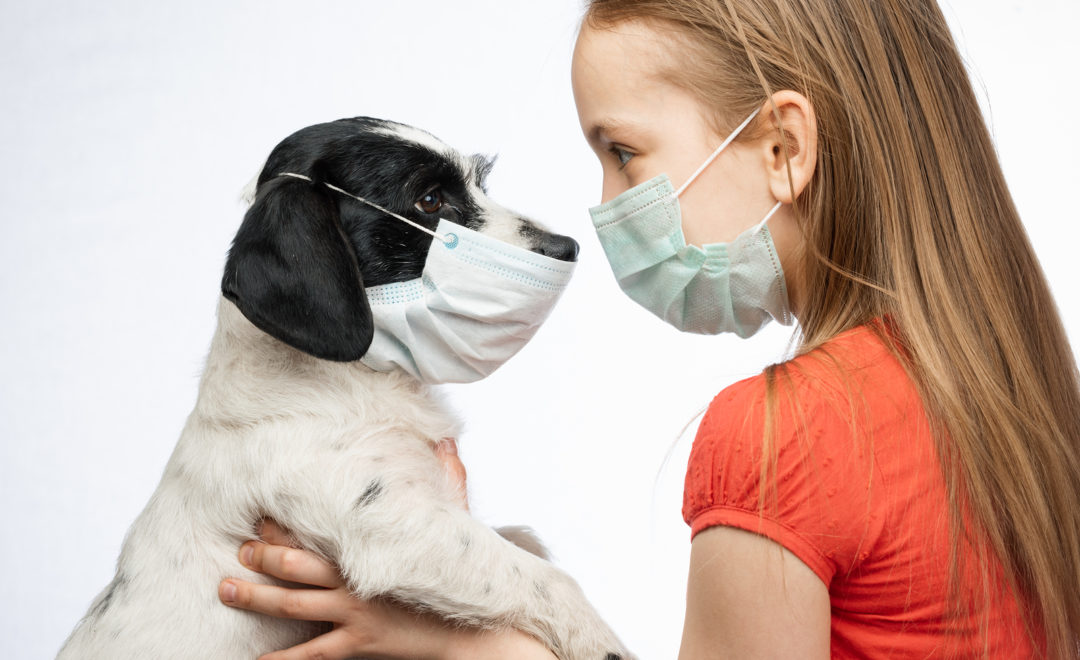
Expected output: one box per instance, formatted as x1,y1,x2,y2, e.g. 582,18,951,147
1,1,1077,658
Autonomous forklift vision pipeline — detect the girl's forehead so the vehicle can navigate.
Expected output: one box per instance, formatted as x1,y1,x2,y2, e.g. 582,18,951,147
572,20,673,80
573,20,709,144
572,21,680,119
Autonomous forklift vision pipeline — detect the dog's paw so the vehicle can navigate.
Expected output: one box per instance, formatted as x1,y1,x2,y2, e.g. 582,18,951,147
525,570,635,660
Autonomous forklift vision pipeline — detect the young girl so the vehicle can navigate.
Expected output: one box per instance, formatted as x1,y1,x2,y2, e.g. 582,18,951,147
218,0,1080,657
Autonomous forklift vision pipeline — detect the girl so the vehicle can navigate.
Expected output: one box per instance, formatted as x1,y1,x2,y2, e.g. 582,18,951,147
219,0,1080,657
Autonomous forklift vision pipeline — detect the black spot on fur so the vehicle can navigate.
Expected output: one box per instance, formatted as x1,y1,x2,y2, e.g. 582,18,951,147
354,479,385,509
605,654,623,660
91,572,127,618
532,580,549,601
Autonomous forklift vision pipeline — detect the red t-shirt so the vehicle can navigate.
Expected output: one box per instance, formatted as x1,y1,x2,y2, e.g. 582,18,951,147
682,323,1041,658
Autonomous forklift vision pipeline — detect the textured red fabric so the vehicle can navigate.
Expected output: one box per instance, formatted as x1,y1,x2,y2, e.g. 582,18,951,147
682,323,1041,658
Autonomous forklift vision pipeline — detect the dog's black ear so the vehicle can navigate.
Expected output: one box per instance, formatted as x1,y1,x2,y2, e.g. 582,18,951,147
221,176,373,361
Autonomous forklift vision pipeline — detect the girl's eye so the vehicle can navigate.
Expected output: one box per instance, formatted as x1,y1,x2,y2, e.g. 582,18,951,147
610,145,635,168
416,189,443,214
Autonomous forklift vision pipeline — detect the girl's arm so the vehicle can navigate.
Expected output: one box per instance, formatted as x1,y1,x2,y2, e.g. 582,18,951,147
679,525,831,659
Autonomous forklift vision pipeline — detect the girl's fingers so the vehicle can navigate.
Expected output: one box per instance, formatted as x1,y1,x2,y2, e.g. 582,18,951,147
219,578,343,623
240,540,344,589
257,519,298,547
257,628,363,660
435,437,469,510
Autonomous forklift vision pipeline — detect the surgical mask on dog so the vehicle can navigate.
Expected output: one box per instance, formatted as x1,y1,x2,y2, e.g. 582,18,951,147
587,108,793,338
278,173,575,384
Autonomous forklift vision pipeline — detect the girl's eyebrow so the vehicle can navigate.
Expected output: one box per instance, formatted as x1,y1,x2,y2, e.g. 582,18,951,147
587,118,644,146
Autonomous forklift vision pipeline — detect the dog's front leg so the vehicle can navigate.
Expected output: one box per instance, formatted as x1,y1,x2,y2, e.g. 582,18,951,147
350,500,629,660
273,469,631,660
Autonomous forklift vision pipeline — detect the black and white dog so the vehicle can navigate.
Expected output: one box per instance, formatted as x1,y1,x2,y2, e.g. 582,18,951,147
58,117,630,660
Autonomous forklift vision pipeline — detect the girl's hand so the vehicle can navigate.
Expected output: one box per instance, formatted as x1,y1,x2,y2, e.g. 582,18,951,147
220,519,455,659
217,439,557,660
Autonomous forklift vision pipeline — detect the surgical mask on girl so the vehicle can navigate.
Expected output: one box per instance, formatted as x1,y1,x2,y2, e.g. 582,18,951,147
278,173,576,384
588,107,793,338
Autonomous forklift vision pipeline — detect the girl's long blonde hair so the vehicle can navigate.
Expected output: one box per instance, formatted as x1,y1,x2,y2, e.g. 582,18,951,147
585,0,1080,656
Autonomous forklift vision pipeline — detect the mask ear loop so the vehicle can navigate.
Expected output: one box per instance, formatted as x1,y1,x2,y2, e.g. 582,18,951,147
753,200,784,232
275,172,455,246
674,107,763,199
672,107,784,231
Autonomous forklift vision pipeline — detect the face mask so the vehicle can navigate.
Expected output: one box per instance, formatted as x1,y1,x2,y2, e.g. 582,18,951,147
277,173,575,384
587,108,793,337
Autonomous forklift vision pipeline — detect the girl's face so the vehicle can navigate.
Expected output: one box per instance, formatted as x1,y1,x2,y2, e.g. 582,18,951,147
571,19,807,312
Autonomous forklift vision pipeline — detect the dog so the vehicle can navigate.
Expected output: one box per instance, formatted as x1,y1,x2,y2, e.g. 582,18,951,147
57,117,631,660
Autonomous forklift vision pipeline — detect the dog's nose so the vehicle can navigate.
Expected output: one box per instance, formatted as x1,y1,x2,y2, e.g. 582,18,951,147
536,233,580,262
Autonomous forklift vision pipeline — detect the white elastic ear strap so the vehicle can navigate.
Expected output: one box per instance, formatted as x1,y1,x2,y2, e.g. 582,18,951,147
275,172,452,244
674,106,763,198
755,201,784,232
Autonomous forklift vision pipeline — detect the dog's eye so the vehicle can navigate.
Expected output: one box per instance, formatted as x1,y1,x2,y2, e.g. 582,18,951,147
415,189,443,214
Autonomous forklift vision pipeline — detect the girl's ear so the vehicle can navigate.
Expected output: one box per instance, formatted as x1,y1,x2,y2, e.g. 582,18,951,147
221,175,374,362
761,91,818,204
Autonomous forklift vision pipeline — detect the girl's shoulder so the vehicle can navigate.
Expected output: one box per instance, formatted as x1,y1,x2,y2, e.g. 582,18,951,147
706,320,917,437
686,323,1042,658
684,319,933,585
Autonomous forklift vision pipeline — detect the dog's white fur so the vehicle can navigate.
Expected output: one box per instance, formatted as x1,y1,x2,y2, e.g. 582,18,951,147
59,210,629,658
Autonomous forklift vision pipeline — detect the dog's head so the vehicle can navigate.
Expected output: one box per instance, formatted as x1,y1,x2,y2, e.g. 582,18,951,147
222,117,579,363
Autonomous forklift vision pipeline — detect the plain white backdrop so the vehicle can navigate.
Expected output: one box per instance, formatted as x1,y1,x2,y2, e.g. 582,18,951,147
1,1,1077,658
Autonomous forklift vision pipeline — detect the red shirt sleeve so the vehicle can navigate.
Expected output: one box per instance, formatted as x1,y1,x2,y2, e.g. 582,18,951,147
682,368,884,587
682,326,1043,657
